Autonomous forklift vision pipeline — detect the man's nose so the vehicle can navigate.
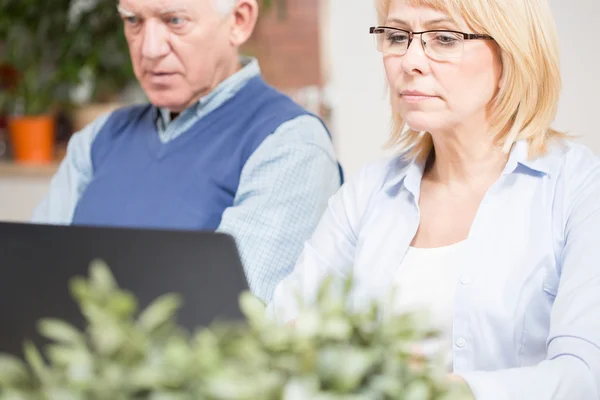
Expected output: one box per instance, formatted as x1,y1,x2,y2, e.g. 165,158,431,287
141,20,170,60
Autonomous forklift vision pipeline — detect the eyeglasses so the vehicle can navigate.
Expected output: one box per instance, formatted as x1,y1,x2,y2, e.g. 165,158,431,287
369,26,493,61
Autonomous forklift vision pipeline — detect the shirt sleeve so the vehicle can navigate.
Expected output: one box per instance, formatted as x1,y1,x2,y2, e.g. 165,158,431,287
217,115,342,304
266,159,385,323
31,113,111,224
459,148,600,400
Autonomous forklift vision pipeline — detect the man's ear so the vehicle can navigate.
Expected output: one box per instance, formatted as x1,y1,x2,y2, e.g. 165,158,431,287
229,0,259,47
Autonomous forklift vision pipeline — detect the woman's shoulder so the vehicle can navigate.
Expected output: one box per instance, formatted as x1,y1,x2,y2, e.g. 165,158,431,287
545,139,600,178
545,139,600,224
563,140,600,167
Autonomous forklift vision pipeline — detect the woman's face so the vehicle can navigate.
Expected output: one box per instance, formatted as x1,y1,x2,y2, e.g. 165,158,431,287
382,2,503,134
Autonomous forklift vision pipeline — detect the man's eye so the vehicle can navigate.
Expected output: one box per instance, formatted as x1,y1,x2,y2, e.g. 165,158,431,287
124,16,140,25
166,16,187,27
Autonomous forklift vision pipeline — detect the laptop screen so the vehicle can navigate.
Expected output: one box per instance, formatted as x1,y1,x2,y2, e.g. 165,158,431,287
0,222,249,357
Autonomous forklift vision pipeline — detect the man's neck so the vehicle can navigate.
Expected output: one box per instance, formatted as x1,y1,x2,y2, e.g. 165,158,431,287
165,57,244,120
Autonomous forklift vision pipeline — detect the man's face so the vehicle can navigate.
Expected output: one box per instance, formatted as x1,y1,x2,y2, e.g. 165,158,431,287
118,0,236,112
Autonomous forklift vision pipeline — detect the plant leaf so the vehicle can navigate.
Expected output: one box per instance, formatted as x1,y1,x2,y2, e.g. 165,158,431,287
137,294,182,334
238,292,266,327
0,354,30,387
88,259,117,295
22,341,50,385
106,292,138,320
38,319,83,345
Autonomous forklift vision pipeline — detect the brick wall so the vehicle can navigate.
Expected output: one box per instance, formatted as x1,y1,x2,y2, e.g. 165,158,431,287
244,0,322,90
242,0,327,117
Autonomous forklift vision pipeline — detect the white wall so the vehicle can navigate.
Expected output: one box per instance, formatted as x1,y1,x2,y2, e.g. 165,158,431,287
323,0,600,178
322,1,391,177
0,177,49,222
549,0,599,147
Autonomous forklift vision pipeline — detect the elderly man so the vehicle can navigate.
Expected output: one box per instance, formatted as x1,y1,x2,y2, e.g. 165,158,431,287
32,0,342,303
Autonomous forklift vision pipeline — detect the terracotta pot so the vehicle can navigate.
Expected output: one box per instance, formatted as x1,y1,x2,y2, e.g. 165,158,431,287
8,115,56,164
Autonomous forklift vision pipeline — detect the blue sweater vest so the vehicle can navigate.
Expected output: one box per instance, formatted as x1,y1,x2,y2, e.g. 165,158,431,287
71,76,340,230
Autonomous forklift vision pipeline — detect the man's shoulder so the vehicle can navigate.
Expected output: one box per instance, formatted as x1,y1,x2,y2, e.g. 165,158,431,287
88,103,153,140
234,79,327,146
270,114,330,142
245,76,312,117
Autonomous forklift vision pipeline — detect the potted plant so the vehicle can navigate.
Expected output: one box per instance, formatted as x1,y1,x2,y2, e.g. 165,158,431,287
64,0,136,133
0,0,290,155
0,0,86,164
0,261,472,399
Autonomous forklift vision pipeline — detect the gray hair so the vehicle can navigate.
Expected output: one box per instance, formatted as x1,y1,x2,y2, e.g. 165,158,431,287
212,0,237,14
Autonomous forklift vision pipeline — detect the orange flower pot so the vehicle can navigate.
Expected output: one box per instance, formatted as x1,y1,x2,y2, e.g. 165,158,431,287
8,115,55,164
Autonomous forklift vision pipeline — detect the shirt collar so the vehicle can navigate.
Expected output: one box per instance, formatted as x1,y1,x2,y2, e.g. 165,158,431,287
502,139,552,176
154,56,260,127
382,153,426,200
382,139,552,196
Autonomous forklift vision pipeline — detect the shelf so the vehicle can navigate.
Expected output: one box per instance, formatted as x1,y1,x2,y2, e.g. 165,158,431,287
0,161,59,178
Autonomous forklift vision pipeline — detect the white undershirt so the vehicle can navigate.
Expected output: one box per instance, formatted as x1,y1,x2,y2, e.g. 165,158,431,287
392,240,468,370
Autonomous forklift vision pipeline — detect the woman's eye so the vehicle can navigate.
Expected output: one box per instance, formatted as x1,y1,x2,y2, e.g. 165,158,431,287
388,33,408,44
434,33,461,46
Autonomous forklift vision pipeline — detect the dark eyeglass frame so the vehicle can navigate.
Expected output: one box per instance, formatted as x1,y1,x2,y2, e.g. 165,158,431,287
369,26,494,53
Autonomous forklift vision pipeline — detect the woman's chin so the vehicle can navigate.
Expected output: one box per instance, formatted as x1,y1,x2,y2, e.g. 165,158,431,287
398,110,436,133
402,118,432,133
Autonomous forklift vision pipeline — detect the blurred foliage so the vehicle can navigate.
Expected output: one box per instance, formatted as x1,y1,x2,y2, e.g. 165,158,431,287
0,260,472,399
0,0,133,114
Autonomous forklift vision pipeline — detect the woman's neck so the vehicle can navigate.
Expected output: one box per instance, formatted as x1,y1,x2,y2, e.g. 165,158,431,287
425,130,509,187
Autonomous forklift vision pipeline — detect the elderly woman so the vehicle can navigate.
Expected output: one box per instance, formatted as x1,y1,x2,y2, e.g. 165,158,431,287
268,0,600,398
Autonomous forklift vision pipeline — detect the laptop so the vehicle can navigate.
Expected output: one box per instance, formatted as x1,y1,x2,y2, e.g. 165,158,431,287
0,222,250,357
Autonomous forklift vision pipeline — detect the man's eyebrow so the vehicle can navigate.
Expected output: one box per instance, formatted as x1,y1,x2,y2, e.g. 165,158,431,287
157,7,189,14
116,5,190,17
117,6,135,17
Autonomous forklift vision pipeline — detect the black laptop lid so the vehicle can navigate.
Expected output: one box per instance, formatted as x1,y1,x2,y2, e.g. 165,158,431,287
0,222,249,357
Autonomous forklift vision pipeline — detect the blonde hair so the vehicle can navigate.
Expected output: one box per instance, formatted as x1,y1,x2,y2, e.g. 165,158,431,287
377,0,565,160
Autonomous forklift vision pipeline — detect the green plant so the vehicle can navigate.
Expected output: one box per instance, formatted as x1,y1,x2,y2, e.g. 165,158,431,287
0,0,134,114
0,261,472,399
66,0,135,103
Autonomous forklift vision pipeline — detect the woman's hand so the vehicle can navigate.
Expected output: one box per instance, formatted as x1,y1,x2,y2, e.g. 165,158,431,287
285,319,297,328
447,374,475,399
